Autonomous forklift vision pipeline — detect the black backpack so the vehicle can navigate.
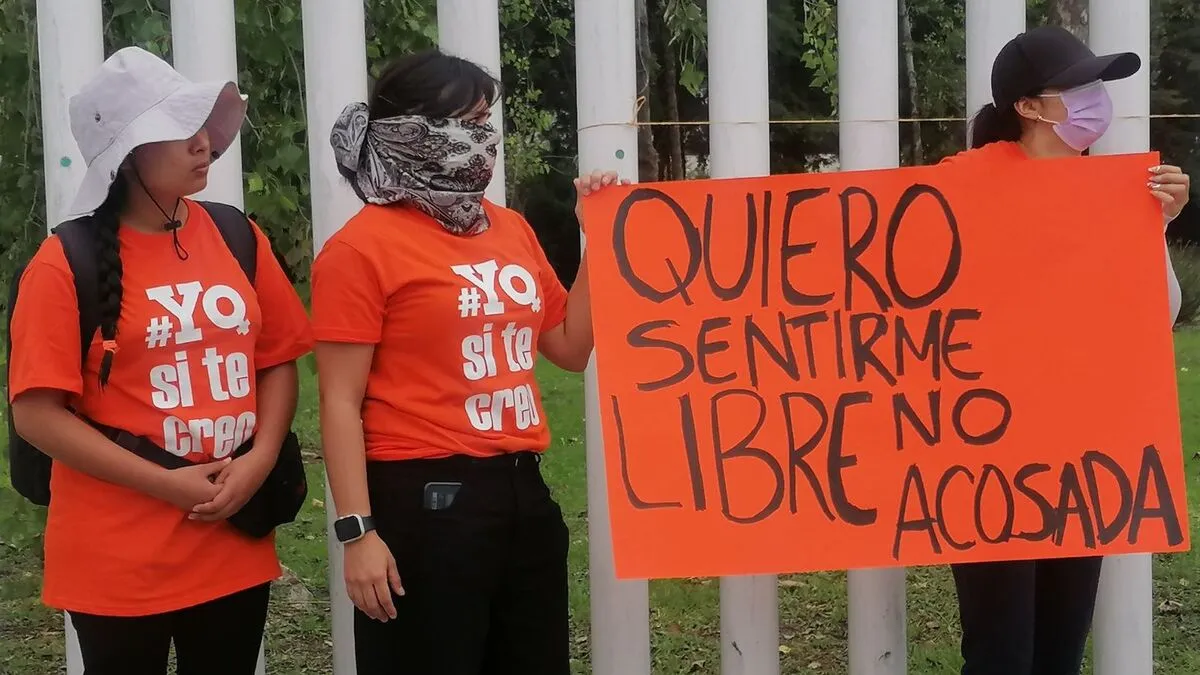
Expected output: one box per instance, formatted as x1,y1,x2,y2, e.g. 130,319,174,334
4,201,260,506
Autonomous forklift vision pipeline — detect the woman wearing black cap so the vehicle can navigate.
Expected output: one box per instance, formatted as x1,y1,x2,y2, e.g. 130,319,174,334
946,26,1189,675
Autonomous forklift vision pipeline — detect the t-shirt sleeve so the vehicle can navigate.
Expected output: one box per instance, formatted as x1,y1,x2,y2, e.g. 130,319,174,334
250,221,314,369
7,237,85,401
310,239,388,344
514,213,569,332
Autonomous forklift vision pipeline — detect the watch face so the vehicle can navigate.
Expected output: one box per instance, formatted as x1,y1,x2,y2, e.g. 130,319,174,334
335,516,362,542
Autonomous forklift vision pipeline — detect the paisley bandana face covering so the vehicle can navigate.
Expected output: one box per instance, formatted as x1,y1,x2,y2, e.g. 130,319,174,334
330,102,500,235
1037,80,1114,151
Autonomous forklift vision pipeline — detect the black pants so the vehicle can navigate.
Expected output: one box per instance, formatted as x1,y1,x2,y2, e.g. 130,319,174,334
354,452,570,675
952,556,1105,675
69,582,270,675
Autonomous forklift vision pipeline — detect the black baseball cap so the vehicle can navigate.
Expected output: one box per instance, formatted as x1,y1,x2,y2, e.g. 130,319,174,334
991,26,1141,109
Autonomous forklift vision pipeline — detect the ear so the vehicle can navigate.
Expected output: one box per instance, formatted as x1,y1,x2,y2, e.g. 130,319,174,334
1013,97,1042,123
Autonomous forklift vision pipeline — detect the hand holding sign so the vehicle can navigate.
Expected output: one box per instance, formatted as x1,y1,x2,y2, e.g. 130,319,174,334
575,170,630,229
1150,164,1191,222
582,151,1188,580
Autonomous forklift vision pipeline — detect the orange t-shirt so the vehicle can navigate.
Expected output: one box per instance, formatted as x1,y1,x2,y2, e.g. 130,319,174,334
7,199,313,616
310,201,569,462
939,140,1027,166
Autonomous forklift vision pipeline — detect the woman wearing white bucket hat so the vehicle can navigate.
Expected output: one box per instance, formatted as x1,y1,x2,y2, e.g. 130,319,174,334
8,46,312,674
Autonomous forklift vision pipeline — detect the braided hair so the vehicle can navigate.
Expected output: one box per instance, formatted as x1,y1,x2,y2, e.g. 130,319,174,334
93,173,130,387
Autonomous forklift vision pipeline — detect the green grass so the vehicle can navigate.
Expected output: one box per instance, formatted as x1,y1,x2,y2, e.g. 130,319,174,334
4,338,1200,674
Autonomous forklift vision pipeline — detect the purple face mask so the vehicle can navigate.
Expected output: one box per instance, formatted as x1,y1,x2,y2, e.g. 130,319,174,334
1038,80,1114,151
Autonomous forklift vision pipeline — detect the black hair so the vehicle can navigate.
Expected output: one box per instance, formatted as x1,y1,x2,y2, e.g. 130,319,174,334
968,102,1024,149
369,49,501,121
94,172,129,387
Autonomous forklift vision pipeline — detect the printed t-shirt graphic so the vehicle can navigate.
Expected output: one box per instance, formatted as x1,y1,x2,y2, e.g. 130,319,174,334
311,201,568,461
7,199,313,616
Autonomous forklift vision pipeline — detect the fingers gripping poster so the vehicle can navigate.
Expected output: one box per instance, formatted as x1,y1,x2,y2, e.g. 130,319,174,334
581,152,1189,580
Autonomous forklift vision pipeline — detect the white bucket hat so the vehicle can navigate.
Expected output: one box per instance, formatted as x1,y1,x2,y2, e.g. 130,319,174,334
66,46,248,217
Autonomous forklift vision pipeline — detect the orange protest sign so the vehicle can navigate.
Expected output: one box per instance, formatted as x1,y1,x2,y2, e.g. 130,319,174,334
582,149,1189,580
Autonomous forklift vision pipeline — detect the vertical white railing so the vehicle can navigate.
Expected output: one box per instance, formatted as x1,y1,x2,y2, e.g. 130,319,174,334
965,0,1026,124
574,0,652,673
29,0,1162,672
36,0,103,230
300,1,370,674
169,2,260,669
707,0,779,670
170,0,245,210
436,0,507,205
34,1,104,672
1090,1,1153,673
838,1,908,673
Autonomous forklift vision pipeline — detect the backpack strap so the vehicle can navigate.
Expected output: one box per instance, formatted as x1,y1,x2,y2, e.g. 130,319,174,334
47,203,255,368
196,201,258,284
51,218,102,369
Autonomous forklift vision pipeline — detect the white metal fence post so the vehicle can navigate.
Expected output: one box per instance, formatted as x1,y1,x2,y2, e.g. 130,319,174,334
838,1,907,672
707,0,779,669
36,0,103,230
574,0,652,673
34,1,104,671
436,0,507,205
169,0,245,210
1089,1,1153,673
299,1,370,673
168,3,259,669
965,0,1026,127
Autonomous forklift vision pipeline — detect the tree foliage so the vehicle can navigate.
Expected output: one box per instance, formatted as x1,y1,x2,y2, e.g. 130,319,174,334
0,0,1196,310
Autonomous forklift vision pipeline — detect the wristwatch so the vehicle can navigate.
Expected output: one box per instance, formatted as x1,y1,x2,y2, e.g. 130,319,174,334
334,514,376,544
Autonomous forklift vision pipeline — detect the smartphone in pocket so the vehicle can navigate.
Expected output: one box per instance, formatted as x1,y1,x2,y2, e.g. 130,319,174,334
423,481,462,510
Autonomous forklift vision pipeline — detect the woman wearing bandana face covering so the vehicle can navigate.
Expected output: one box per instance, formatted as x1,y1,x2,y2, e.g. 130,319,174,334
942,26,1190,675
311,50,627,674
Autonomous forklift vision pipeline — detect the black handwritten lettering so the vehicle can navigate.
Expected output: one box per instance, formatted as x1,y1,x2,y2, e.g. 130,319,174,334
786,311,830,379
711,389,785,524
885,184,962,309
943,309,982,380
828,392,877,526
895,310,942,380
781,188,835,306
849,312,898,385
974,465,1016,544
627,320,693,391
1129,445,1184,546
832,309,848,379
703,194,757,301
757,191,774,308
781,392,834,521
935,466,977,551
894,464,941,558
840,187,891,312
892,390,941,450
697,317,736,385
1012,464,1056,542
1081,451,1133,545
612,395,681,510
951,388,1012,445
678,394,707,511
612,188,701,304
745,313,800,389
1053,463,1097,549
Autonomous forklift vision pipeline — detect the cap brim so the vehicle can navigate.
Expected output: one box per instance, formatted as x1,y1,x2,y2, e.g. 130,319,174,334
1047,51,1142,90
66,81,247,218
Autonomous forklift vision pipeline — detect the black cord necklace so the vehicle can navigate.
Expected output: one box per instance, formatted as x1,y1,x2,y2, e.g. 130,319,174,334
133,168,188,261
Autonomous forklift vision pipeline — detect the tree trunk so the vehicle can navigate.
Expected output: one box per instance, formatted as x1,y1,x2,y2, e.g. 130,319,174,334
656,8,685,180
635,0,660,182
1049,0,1089,41
899,0,924,165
